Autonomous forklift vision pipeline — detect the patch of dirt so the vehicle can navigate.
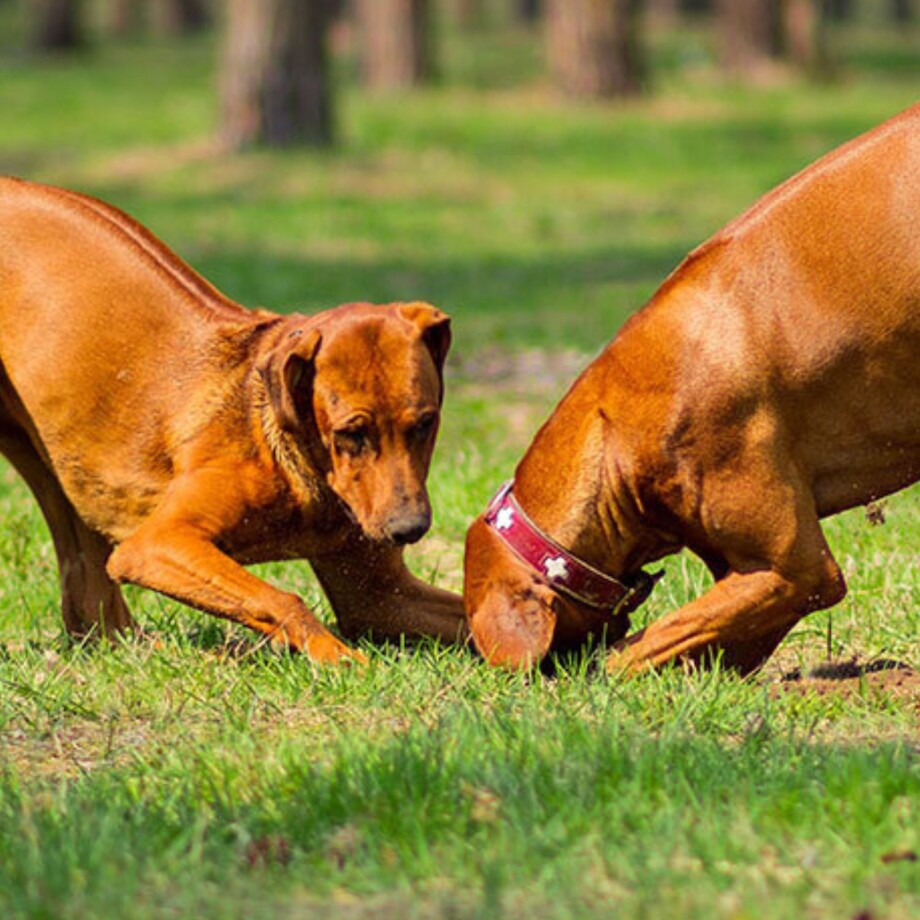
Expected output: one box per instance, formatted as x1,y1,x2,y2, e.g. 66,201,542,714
772,659,920,706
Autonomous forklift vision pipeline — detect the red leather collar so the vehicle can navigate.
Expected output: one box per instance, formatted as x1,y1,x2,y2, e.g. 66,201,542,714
484,480,660,614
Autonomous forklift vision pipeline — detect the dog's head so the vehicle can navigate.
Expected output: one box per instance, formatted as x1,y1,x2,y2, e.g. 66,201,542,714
261,301,450,545
463,514,632,670
463,515,558,668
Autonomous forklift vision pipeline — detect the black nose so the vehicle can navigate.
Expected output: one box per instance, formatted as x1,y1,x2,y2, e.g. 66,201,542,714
387,514,430,546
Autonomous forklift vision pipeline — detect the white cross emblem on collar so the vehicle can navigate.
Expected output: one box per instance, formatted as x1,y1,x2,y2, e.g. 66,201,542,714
544,555,569,581
494,507,515,530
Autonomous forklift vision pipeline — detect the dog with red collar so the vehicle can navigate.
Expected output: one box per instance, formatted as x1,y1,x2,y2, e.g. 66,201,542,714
464,103,920,673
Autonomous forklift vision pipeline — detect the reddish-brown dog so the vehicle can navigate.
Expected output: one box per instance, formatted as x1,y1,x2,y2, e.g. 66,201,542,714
0,178,465,662
465,103,920,674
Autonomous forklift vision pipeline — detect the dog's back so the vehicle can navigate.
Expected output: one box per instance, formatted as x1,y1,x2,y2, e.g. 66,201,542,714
0,179,264,536
631,105,920,517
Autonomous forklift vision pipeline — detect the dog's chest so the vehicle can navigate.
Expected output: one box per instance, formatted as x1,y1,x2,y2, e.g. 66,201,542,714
217,494,353,565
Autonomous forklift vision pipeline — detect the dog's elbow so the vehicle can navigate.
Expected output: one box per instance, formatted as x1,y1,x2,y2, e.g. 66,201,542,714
107,536,157,585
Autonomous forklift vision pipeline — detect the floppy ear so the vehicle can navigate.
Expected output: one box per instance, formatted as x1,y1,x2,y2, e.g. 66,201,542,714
397,301,452,403
463,518,557,670
259,328,322,434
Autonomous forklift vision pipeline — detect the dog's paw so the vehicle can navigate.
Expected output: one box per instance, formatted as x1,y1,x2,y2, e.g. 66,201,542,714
304,633,368,667
604,641,649,677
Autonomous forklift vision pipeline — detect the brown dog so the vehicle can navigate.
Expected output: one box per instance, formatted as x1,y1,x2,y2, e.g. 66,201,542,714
464,103,920,674
0,178,465,662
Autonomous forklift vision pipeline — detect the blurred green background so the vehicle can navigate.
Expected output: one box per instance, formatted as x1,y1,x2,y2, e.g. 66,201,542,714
2,1,917,357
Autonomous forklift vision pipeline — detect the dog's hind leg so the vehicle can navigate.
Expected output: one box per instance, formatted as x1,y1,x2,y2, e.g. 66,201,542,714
0,431,133,639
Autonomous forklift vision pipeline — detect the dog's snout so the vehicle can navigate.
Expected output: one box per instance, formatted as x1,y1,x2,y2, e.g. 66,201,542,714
386,512,430,546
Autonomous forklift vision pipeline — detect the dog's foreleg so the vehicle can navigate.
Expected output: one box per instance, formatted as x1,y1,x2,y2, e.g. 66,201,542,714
105,473,362,663
609,456,847,675
109,529,362,662
608,569,811,674
312,539,468,645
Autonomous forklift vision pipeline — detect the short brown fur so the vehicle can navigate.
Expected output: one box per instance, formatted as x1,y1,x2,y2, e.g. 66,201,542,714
464,103,920,674
0,178,465,662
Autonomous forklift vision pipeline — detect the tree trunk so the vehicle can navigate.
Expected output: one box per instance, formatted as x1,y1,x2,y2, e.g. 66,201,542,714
109,0,144,37
219,0,334,149
545,0,644,98
890,0,914,22
32,0,86,51
516,0,541,22
649,0,679,19
780,0,830,75
716,0,778,74
152,0,211,36
354,0,433,90
824,0,854,19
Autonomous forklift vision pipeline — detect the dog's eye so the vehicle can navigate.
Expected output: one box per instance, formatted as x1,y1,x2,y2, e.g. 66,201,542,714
333,427,368,455
409,413,437,442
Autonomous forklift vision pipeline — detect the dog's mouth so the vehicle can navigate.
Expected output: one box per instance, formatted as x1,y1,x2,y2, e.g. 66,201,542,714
331,493,431,547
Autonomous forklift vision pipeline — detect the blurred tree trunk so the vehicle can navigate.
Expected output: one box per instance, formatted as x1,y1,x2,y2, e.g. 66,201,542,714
32,0,86,51
890,0,914,22
824,0,853,19
719,1,832,77
649,0,679,18
151,0,211,36
780,0,830,75
219,0,334,149
716,0,778,74
546,0,644,98
110,0,144,37
354,0,433,90
516,0,541,22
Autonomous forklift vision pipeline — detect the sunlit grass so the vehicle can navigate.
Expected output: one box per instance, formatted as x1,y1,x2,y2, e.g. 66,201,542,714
0,9,918,919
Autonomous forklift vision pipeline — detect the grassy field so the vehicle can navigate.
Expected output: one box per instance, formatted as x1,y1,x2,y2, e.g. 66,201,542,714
1,9,918,919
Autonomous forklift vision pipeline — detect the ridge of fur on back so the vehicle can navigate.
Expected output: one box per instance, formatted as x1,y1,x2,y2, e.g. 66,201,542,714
0,176,246,322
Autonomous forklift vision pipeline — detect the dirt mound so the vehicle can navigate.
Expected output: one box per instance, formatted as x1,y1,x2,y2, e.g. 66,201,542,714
774,659,920,705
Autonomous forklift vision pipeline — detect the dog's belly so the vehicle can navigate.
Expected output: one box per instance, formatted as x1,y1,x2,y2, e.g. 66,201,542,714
811,446,920,516
54,452,168,541
786,347,920,516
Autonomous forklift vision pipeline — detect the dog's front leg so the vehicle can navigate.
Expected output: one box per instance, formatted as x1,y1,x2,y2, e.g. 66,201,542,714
607,569,808,674
608,476,846,675
106,475,362,663
312,538,468,645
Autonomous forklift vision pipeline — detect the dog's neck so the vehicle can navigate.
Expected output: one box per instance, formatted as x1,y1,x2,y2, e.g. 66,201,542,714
515,401,639,578
514,338,676,580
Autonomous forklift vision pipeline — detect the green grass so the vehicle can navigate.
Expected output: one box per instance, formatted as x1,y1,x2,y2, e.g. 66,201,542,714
1,9,919,920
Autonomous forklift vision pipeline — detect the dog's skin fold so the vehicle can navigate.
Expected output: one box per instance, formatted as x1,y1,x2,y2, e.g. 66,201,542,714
464,102,920,674
0,177,466,661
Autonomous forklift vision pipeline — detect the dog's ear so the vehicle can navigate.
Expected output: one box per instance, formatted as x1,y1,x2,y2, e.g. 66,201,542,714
398,302,452,403
260,328,322,434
